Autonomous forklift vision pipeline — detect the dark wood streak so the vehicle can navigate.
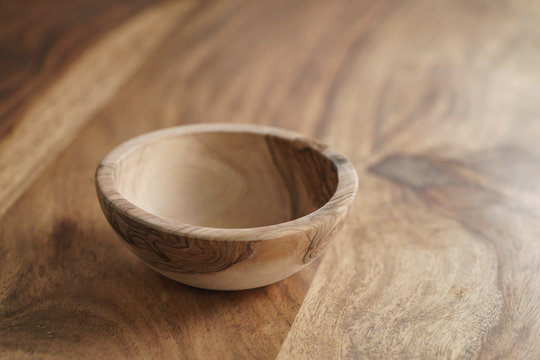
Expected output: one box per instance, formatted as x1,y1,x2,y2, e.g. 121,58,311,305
97,191,256,275
264,134,352,264
265,134,358,266
49,218,76,269
367,152,507,229
368,153,463,190
298,153,355,264
369,148,540,355
301,200,352,264
0,0,163,139
265,134,338,220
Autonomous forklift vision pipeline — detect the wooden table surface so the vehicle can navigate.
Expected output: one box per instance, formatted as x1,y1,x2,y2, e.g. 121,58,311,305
1,0,540,358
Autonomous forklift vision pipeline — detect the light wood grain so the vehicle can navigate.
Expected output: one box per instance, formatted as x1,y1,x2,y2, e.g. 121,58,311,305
96,124,357,290
1,0,540,358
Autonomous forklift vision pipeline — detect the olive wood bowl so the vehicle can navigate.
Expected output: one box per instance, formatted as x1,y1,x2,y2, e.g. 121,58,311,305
95,123,358,290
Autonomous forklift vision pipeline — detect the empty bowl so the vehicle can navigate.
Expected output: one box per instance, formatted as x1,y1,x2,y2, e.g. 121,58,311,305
95,123,358,290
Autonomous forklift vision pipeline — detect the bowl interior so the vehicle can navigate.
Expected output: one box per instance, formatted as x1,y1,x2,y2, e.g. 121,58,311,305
113,131,338,229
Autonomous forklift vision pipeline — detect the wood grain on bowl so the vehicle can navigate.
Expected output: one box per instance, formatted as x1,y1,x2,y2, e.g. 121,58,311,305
2,0,540,358
95,124,358,290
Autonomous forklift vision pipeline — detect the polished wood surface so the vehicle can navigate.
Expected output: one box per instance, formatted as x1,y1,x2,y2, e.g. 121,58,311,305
96,124,357,290
1,0,540,358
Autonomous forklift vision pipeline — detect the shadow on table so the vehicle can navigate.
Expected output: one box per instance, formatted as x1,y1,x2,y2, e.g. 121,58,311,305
0,223,308,355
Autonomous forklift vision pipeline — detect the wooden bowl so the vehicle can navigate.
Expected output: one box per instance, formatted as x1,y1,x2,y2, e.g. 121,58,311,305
95,124,358,290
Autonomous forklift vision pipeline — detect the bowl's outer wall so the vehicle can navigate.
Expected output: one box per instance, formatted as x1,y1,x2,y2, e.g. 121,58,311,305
96,177,356,290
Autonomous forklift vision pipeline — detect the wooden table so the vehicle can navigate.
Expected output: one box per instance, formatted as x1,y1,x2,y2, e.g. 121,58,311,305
2,0,540,358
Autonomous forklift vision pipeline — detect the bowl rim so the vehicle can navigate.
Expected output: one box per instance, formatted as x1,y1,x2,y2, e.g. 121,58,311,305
95,123,358,242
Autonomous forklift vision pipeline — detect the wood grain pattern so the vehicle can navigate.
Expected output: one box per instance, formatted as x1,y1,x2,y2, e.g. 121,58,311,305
95,124,357,290
1,0,540,358
0,0,164,138
0,0,196,218
277,0,540,358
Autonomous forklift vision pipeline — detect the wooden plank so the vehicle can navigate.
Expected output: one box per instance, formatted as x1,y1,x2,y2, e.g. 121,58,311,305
0,0,196,218
278,0,540,358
